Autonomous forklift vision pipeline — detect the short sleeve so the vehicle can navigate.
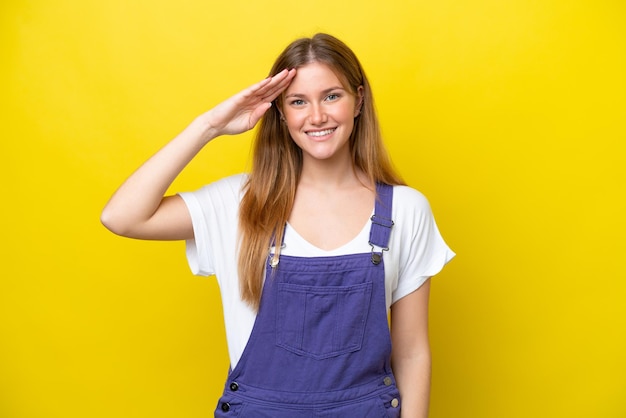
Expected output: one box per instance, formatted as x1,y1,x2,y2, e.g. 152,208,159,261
178,174,246,277
390,186,455,305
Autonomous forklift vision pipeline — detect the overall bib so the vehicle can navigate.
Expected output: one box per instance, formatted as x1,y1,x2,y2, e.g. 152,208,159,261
215,184,400,417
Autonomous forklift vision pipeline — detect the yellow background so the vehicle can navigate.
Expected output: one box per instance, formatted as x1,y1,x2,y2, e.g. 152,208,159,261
1,0,625,417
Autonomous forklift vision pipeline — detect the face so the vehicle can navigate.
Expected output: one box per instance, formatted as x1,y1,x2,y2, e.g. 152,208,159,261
281,62,363,164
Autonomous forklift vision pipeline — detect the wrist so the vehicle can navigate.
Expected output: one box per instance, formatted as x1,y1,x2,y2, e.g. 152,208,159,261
188,113,220,145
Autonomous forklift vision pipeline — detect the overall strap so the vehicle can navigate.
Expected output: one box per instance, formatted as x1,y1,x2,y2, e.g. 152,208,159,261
368,183,394,265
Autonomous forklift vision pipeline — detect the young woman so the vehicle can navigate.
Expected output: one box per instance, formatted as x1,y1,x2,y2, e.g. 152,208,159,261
102,33,454,418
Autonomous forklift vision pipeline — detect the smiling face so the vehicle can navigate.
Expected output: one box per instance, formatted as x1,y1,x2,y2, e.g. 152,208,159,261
281,62,363,165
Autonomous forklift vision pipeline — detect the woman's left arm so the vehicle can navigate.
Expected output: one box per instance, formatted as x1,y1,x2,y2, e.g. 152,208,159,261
390,279,432,418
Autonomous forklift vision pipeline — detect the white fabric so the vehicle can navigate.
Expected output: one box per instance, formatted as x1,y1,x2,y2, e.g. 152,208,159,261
179,173,455,369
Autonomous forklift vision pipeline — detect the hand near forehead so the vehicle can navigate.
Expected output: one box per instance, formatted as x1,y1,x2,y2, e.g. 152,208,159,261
202,68,296,137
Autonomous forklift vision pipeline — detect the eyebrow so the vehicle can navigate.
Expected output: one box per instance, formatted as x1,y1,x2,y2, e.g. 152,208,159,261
285,86,346,99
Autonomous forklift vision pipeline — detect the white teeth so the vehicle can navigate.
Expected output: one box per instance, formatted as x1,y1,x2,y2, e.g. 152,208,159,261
307,128,335,137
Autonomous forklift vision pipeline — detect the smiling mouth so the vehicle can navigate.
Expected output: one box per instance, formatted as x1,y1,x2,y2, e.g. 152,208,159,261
306,128,336,137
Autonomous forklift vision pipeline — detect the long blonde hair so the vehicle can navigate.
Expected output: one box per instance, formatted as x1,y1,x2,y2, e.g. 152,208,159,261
238,33,404,310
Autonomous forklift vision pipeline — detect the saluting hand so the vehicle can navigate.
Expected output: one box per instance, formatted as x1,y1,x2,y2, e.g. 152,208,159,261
200,68,296,138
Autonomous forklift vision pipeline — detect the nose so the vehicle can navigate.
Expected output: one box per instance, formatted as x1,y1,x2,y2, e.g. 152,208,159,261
309,103,327,125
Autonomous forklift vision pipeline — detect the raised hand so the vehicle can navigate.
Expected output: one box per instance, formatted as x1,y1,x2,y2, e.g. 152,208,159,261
101,68,297,240
201,68,296,137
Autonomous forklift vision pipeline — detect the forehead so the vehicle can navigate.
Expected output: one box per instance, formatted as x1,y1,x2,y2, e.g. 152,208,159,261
285,62,351,94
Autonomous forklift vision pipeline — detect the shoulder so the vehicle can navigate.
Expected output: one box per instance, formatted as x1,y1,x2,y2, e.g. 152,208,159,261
392,185,432,213
206,173,248,194
179,173,248,215
389,185,438,236
188,173,248,199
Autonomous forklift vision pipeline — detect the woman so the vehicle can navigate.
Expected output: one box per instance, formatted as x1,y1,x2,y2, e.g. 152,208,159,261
102,33,454,418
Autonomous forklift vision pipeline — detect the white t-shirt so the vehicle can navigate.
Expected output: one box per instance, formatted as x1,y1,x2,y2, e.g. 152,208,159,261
179,174,455,369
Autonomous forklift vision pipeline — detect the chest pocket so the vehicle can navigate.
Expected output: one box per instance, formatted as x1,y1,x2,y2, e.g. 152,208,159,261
276,281,373,360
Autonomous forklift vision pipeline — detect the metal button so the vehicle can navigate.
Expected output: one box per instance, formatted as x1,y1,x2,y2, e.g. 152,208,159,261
391,398,399,408
383,376,392,386
270,256,279,268
221,402,231,412
229,382,239,391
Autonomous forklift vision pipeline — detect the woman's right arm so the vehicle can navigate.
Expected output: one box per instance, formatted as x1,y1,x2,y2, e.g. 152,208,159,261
100,68,296,240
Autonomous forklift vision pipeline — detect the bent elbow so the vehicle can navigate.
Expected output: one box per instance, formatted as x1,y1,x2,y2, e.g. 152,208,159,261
100,207,132,237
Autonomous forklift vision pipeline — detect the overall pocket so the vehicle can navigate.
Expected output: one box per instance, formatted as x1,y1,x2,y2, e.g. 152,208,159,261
276,281,373,359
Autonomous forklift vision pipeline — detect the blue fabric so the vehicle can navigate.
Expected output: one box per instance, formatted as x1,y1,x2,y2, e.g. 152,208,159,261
215,184,401,417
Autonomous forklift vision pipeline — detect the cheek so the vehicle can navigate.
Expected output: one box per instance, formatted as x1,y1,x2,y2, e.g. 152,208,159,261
337,101,358,120
282,115,300,139
337,108,357,128
284,111,305,130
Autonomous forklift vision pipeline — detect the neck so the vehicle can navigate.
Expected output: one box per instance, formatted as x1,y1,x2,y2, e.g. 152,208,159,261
299,153,369,191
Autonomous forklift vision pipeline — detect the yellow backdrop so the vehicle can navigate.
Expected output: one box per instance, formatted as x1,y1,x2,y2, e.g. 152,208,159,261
1,0,625,417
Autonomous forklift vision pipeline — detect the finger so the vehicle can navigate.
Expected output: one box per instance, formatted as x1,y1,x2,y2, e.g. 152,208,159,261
260,68,297,102
247,69,291,99
233,69,287,101
237,77,273,102
248,102,273,128
236,69,294,107
252,69,289,91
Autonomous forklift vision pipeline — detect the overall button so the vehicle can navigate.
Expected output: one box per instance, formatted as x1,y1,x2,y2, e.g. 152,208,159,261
383,376,392,386
229,382,239,391
391,398,399,408
221,402,231,412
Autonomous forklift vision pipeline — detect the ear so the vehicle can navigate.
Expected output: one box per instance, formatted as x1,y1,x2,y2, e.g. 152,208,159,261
354,85,364,117
274,102,286,122
274,98,287,122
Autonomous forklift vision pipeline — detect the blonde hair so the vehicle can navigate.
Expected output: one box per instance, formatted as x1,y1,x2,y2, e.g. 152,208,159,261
238,33,404,310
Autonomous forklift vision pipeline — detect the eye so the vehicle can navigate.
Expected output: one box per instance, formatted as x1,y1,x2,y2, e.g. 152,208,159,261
290,99,305,106
325,93,340,101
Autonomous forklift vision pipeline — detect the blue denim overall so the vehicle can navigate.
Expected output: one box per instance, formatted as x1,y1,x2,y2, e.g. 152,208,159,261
215,184,400,417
